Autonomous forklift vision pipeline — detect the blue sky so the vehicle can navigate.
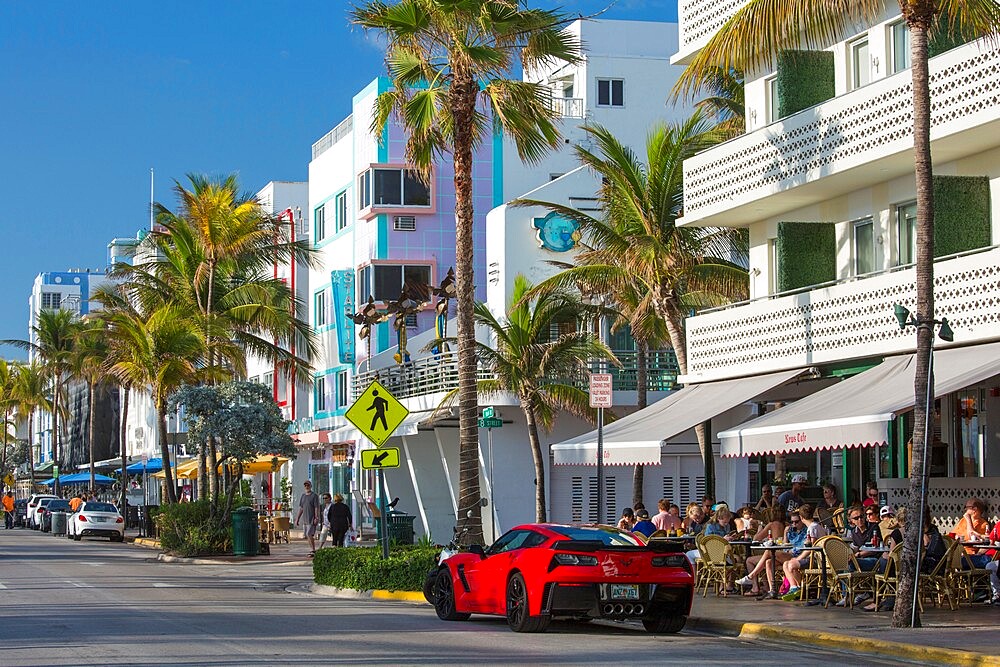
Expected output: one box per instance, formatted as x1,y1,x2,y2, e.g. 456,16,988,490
0,0,677,358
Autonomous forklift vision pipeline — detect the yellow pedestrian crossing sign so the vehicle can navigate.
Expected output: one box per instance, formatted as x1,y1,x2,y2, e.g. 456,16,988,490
361,447,400,469
345,379,409,448
3,473,14,487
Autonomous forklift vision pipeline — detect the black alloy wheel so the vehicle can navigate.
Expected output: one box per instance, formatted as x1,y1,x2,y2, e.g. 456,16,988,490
505,573,549,633
642,614,686,634
433,569,470,621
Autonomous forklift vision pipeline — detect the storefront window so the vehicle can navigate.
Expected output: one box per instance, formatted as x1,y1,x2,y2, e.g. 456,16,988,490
955,389,984,477
311,463,331,496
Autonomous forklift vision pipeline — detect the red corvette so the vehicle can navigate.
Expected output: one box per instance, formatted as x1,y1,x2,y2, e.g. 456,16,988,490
427,524,694,633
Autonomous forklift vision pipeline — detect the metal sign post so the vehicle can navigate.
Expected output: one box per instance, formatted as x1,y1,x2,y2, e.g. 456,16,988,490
478,408,502,543
589,374,613,525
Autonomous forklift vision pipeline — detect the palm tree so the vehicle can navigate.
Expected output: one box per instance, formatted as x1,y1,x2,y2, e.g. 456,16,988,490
693,67,745,141
71,318,110,493
104,303,207,504
11,362,53,494
4,308,82,496
470,275,615,522
516,119,749,498
116,174,317,500
0,359,15,486
673,0,1000,629
352,0,582,545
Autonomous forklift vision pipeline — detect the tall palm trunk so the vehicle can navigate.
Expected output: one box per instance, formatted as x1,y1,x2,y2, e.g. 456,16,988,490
27,411,36,493
632,341,648,507
451,71,484,545
1,407,9,486
156,397,177,504
522,395,548,523
894,17,935,630
120,387,129,513
88,380,97,492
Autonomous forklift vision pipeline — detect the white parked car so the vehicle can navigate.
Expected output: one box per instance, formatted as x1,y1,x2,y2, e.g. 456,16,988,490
67,501,125,542
26,493,58,530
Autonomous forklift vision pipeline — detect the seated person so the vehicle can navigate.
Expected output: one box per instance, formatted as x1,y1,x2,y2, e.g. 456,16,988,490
979,522,1000,605
754,483,776,515
669,503,681,519
704,505,736,538
954,497,991,567
735,505,759,537
736,514,805,598
844,505,882,572
652,498,683,533
683,502,706,535
862,480,879,508
878,505,898,540
617,507,635,532
631,509,656,538
781,504,828,600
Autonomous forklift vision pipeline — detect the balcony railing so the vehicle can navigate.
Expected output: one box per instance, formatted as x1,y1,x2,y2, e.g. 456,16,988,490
675,0,748,63
684,245,1000,383
351,350,679,401
311,115,353,161
550,97,584,118
679,40,1000,227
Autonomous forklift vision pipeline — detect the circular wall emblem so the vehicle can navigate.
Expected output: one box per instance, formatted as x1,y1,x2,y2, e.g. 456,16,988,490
532,212,581,253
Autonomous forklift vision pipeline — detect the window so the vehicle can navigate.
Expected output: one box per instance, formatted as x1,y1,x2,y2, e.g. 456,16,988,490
336,371,349,408
850,37,870,90
853,218,876,275
357,263,431,302
596,78,624,107
40,292,61,309
249,376,259,384
315,376,326,413
263,372,274,391
358,168,430,208
314,204,326,242
315,290,327,327
895,201,917,266
335,191,349,231
766,76,779,123
891,21,911,74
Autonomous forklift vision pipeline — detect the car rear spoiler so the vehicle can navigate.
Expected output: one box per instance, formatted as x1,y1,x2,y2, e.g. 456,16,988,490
551,540,684,554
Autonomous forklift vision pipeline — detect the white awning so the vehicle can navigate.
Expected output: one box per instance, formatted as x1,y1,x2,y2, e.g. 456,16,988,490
551,368,806,466
720,341,1000,458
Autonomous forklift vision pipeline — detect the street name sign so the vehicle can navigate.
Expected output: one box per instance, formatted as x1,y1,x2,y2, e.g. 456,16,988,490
589,373,613,408
361,447,400,469
482,406,495,419
345,379,409,448
478,417,503,428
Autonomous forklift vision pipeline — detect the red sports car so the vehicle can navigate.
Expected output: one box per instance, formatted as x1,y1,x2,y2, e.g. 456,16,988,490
427,524,694,633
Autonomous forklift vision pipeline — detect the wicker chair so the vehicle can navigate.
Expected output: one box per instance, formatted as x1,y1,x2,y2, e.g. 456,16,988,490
823,537,875,608
798,535,835,601
952,546,993,604
873,543,902,611
699,535,744,597
271,516,291,544
917,539,959,611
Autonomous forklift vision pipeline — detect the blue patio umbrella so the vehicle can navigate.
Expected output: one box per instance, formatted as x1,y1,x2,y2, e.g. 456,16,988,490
38,477,56,486
114,458,164,474
58,472,116,485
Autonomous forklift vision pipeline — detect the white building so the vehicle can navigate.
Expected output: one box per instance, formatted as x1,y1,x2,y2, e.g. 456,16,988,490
667,1,1000,523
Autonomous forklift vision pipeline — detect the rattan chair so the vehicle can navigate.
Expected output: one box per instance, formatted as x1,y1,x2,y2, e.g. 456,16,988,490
873,544,902,611
823,537,875,608
699,535,745,597
952,546,993,604
272,515,291,544
917,539,959,611
798,535,836,601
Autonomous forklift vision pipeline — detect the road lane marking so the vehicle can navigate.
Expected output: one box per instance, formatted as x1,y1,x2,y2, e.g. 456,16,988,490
0,582,7,589
152,583,178,587
71,582,93,588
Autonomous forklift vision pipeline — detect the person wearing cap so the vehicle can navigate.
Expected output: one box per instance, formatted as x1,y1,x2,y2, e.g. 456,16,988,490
631,509,656,538
776,475,807,517
878,504,898,541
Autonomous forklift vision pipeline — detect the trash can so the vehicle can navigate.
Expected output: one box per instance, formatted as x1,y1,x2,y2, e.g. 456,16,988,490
386,511,415,545
51,511,67,536
231,507,259,556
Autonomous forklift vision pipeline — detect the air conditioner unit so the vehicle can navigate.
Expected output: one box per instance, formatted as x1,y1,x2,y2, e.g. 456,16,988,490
393,215,416,231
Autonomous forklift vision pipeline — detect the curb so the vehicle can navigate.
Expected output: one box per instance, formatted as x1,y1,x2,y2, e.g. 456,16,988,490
689,616,1000,667
310,583,429,604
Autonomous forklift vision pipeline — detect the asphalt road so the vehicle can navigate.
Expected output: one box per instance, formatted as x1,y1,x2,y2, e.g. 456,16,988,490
1,528,915,666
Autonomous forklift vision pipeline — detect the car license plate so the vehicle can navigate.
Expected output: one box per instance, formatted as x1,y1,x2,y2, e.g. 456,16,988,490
93,517,107,523
610,584,639,600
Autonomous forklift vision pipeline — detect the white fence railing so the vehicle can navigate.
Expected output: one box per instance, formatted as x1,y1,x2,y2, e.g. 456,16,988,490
676,0,748,60
550,97,584,118
311,115,354,161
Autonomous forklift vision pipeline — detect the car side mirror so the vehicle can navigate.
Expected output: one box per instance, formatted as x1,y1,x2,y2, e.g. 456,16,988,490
468,544,486,559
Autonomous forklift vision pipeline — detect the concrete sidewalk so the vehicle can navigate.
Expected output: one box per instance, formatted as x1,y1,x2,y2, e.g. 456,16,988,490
126,527,315,565
688,594,1000,666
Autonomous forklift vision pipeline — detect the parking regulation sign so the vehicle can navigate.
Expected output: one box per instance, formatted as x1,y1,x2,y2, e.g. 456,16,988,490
589,373,613,408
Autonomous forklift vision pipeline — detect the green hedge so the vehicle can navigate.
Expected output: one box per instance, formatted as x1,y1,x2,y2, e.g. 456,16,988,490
776,222,836,292
313,546,439,592
155,500,231,557
934,175,992,257
776,50,835,118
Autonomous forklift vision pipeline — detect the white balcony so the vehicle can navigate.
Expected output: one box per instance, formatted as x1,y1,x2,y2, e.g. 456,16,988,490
678,40,1000,228
549,97,584,119
673,0,748,64
684,245,1000,383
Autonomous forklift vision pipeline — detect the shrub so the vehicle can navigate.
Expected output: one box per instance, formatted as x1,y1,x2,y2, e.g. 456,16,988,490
313,546,438,592
155,499,231,557
776,50,834,118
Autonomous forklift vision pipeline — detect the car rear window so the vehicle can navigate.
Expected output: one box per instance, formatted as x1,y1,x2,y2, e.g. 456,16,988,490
84,502,118,513
550,526,642,546
47,500,71,511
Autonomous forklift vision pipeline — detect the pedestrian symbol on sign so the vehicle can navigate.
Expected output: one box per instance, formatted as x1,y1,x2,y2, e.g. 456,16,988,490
368,390,389,431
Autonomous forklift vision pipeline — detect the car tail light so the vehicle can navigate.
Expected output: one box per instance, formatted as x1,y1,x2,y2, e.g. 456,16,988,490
551,553,599,567
652,554,692,572
115,517,124,523
79,515,88,522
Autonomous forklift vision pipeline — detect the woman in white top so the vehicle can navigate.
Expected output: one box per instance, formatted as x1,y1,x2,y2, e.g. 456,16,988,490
781,503,828,599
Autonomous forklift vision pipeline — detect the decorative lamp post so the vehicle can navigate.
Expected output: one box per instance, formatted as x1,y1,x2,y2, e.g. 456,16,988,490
431,268,456,354
349,296,388,376
386,285,429,365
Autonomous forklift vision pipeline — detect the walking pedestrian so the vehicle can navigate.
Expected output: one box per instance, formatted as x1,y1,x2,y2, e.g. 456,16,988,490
294,481,321,556
327,494,353,547
2,491,14,529
316,493,333,550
